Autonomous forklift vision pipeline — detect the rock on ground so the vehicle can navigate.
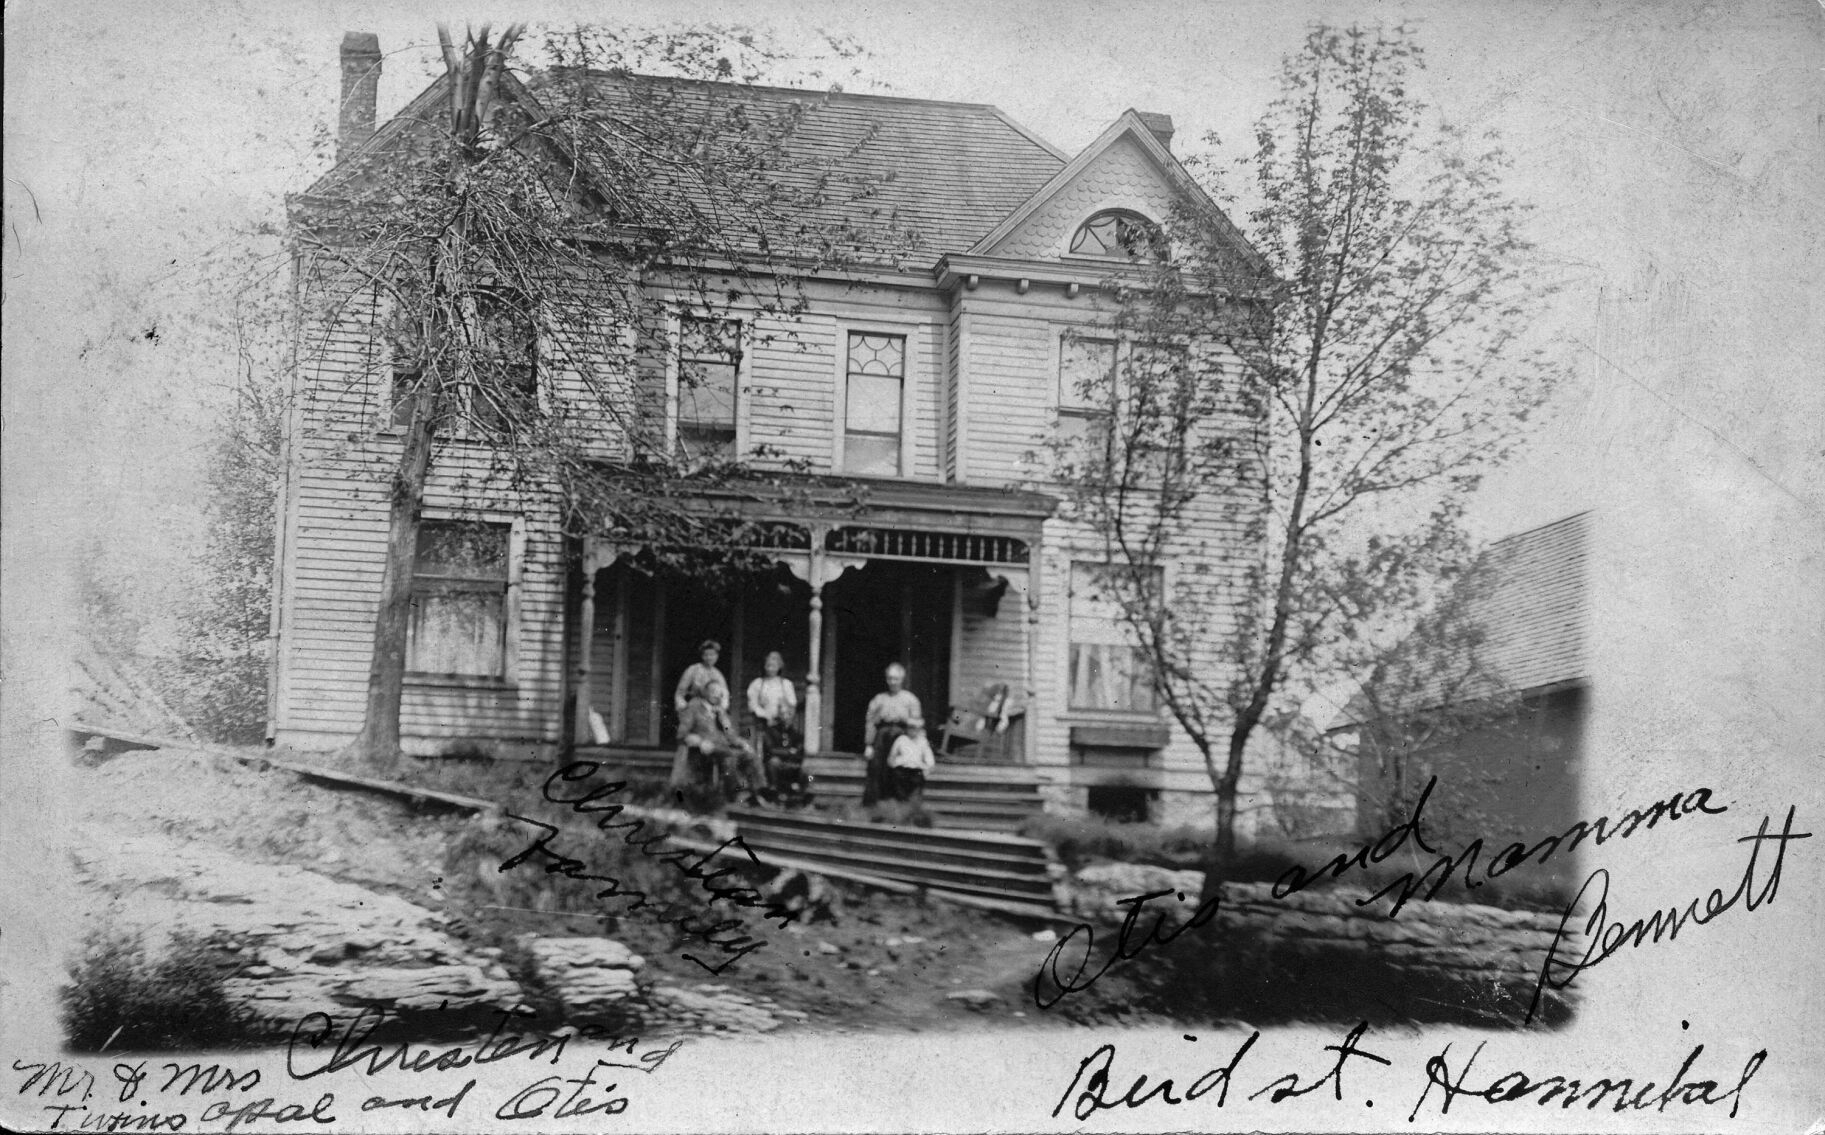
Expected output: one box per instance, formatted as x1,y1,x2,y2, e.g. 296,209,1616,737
645,984,784,1034
522,936,644,1018
72,833,521,1033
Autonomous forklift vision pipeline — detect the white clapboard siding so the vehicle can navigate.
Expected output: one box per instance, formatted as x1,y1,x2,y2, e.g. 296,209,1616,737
953,575,1029,708
961,312,1053,486
1022,340,1264,784
277,272,577,752
747,313,836,470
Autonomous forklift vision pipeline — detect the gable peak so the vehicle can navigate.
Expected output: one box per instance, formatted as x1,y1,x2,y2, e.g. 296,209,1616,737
1126,109,1174,151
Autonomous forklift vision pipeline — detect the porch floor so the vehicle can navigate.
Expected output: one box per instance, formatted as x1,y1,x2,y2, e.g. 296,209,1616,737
573,746,1046,833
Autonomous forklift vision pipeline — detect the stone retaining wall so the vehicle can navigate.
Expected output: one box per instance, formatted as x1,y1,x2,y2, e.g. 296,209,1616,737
1059,862,1574,1024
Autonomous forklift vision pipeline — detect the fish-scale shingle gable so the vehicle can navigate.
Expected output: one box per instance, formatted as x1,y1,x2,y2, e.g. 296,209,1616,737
985,132,1179,259
968,109,1265,273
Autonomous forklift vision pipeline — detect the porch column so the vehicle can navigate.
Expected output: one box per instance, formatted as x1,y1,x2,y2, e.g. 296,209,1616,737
804,540,826,754
1024,557,1041,766
572,539,599,747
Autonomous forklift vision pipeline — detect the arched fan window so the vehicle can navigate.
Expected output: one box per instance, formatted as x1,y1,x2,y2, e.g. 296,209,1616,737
1068,210,1165,261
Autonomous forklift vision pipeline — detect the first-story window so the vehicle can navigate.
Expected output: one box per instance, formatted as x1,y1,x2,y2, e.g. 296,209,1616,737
409,520,513,679
844,330,905,475
1067,561,1159,713
677,316,741,459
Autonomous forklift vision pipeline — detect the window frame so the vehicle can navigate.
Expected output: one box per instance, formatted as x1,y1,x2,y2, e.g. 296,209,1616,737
664,308,751,464
465,286,542,438
373,288,547,437
405,513,526,689
1064,208,1167,262
833,321,921,479
1063,558,1166,718
1051,328,1203,482
1054,330,1119,459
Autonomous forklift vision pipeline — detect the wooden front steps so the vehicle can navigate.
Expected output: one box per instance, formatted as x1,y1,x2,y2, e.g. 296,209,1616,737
720,807,1063,919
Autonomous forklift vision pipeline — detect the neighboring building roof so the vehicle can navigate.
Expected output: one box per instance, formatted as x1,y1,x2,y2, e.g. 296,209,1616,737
1471,511,1591,694
1333,512,1592,728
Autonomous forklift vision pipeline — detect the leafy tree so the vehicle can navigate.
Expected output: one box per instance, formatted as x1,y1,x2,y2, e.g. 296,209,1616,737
178,281,288,742
1056,24,1558,874
291,24,904,768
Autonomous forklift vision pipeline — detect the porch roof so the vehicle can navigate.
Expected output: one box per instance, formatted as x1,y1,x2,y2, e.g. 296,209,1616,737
580,469,1059,544
715,476,1059,535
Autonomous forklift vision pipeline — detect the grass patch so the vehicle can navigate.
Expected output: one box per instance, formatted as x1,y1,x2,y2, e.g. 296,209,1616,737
62,930,253,1052
1019,813,1213,869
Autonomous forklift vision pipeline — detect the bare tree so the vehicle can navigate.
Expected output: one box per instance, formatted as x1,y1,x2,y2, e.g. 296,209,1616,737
291,24,905,768
1057,24,1559,874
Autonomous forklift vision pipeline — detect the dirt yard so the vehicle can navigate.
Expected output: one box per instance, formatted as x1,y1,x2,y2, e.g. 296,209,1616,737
68,746,1152,1040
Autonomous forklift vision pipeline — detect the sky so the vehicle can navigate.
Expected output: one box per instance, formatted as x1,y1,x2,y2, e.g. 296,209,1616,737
5,0,1824,1127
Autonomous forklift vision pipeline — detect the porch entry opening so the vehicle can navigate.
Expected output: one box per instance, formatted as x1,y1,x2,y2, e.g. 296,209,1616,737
590,561,810,748
824,560,952,754
582,547,1029,758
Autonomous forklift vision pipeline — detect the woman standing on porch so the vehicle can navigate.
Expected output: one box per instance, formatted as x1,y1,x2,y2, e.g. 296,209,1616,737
862,662,921,807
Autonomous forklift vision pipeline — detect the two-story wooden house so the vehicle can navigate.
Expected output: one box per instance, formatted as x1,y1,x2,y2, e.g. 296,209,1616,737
269,38,1270,828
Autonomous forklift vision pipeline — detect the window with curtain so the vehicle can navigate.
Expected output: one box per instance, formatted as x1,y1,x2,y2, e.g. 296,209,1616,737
1068,562,1159,713
677,316,741,459
409,520,512,679
844,331,905,475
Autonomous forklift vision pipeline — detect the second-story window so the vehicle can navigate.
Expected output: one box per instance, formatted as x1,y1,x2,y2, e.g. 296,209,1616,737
678,316,741,460
389,331,423,429
1059,334,1117,454
470,289,538,436
844,331,905,476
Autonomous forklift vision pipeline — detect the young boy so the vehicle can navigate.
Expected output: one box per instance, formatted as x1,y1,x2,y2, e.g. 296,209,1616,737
885,718,935,805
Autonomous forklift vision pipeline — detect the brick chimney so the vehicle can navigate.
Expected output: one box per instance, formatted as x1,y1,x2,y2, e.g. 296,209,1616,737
1132,110,1175,151
338,32,382,161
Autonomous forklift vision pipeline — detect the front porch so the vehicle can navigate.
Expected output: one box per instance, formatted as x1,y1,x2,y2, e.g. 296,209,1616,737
567,478,1059,776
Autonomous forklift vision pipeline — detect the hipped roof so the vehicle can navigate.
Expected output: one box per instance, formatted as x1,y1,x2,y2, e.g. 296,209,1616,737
309,69,1073,258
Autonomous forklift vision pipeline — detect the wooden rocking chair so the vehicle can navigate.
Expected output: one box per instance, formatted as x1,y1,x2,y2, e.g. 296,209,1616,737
938,682,1022,764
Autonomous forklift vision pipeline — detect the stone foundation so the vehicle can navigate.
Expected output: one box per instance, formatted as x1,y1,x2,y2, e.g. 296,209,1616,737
1059,862,1574,1025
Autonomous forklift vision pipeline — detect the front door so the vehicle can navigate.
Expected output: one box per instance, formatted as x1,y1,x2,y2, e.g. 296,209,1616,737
826,561,951,753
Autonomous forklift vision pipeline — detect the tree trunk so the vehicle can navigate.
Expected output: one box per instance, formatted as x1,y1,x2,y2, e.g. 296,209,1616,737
1199,724,1249,905
349,25,516,768
350,400,436,769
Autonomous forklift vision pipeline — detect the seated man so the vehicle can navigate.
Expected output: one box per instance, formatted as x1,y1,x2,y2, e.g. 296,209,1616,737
670,679,765,805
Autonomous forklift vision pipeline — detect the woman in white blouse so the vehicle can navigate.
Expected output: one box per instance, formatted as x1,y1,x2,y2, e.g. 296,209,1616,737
747,651,799,796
